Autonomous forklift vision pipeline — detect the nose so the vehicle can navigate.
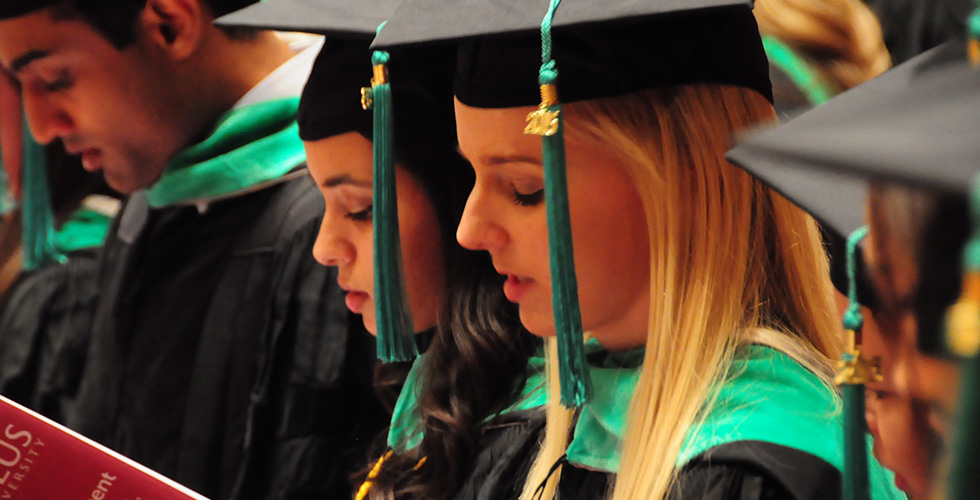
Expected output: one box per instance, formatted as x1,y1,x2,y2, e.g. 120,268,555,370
312,212,355,267
21,88,73,145
456,184,508,251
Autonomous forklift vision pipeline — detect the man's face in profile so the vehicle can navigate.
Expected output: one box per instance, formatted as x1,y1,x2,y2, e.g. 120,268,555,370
0,6,188,193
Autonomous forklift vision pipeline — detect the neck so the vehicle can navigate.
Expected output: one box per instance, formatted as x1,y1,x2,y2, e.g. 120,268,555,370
182,31,294,141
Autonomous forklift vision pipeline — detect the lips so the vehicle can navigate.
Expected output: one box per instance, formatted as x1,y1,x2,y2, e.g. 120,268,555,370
502,274,535,303
344,290,369,314
79,148,103,172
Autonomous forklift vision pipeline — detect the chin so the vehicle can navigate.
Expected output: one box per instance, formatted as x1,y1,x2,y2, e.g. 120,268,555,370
518,308,557,338
360,314,378,336
104,171,149,194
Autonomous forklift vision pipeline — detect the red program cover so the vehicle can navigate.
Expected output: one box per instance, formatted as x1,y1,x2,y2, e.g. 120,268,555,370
0,395,208,500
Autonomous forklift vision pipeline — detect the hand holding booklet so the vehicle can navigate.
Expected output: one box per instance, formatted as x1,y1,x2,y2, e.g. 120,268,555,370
0,395,207,500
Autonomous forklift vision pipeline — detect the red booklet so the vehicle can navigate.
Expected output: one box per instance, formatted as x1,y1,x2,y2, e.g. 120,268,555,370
0,395,208,499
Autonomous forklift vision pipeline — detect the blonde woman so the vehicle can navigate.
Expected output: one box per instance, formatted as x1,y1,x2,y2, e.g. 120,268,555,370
373,0,907,498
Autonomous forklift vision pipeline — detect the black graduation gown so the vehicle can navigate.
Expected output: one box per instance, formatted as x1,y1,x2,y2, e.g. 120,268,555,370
553,441,844,500
66,174,388,500
0,248,101,422
451,408,547,500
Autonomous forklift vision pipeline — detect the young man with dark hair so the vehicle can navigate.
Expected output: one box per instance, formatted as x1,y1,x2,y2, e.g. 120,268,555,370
0,1,386,498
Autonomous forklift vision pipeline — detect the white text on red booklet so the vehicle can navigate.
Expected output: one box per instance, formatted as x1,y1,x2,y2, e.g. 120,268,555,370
0,395,208,500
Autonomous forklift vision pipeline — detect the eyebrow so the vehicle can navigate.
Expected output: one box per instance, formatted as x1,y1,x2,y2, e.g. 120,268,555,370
455,146,542,167
10,49,52,74
485,154,542,166
322,175,372,188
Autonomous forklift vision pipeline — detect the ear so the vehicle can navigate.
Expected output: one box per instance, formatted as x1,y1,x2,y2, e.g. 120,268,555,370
139,0,203,61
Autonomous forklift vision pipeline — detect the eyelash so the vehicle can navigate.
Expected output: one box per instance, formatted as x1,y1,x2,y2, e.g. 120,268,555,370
346,205,373,222
511,186,544,207
43,70,74,92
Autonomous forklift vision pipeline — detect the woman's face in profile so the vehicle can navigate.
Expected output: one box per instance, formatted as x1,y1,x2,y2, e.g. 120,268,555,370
863,228,962,498
862,311,937,499
864,230,961,440
453,99,651,350
306,131,447,335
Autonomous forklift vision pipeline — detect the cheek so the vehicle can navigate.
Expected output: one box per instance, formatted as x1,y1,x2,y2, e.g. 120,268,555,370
397,195,448,330
566,165,649,326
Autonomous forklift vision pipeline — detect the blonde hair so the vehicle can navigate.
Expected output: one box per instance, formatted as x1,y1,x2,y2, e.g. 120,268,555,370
755,0,891,90
520,85,843,500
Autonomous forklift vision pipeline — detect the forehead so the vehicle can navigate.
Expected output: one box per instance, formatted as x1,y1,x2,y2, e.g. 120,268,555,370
0,9,113,72
303,132,375,184
453,100,540,157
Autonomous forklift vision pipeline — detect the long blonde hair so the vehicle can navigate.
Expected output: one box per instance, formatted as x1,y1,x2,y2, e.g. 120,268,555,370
520,85,843,500
755,0,891,91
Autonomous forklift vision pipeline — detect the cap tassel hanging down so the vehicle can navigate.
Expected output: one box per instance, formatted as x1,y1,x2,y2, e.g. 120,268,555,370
363,47,418,363
524,0,593,407
20,113,65,271
833,226,880,500
942,175,980,500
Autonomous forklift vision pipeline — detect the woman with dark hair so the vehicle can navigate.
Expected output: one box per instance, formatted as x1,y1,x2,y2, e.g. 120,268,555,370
303,40,545,500
216,3,546,499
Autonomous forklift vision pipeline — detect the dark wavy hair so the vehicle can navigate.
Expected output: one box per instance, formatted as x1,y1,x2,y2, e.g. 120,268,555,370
356,102,539,500
49,0,259,48
365,251,538,500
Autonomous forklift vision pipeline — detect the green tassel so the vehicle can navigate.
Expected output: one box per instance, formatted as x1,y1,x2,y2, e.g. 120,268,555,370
841,226,869,333
370,50,417,363
842,383,869,500
0,140,16,215
838,226,872,500
946,355,980,500
526,0,593,407
943,175,980,500
20,113,64,271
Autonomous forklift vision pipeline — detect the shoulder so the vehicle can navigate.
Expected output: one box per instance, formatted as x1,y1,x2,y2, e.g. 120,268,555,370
670,441,841,500
107,171,323,252
241,171,323,251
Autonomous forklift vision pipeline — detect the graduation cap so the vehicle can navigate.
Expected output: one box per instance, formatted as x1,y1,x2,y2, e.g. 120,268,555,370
215,0,396,39
217,0,462,363
729,41,979,359
373,0,772,407
730,40,980,500
374,0,772,107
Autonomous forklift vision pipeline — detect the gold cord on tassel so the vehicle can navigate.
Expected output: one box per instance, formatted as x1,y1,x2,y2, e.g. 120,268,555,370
834,329,882,386
947,272,980,356
524,84,561,136
360,64,389,111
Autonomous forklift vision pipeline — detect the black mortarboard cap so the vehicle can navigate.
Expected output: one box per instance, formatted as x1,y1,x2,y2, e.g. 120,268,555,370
728,42,977,357
215,0,456,149
214,0,394,39
729,42,977,195
373,0,773,107
0,0,59,20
